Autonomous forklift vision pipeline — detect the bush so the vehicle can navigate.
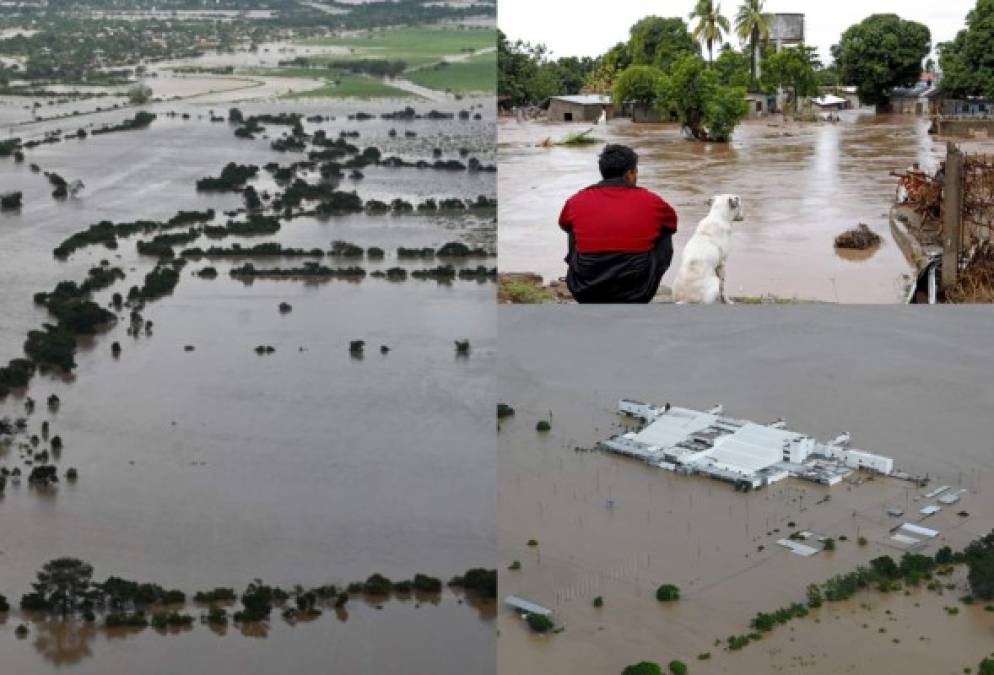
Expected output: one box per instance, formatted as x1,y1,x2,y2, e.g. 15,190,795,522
497,403,515,419
656,584,680,602
526,613,554,633
536,420,551,432
669,661,687,675
621,663,662,675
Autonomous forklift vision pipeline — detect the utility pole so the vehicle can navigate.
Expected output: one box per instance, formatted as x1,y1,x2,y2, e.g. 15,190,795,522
942,142,964,290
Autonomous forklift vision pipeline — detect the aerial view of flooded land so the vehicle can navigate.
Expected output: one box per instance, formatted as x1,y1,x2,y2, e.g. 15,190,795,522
0,1,497,672
498,306,994,675
498,2,994,304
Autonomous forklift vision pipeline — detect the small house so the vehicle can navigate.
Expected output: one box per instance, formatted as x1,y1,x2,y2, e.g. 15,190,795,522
545,95,613,123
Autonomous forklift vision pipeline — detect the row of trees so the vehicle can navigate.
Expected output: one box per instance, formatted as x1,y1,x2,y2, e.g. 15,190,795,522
499,1,961,114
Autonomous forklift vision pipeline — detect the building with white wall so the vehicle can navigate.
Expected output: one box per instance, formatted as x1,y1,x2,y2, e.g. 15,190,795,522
603,402,895,490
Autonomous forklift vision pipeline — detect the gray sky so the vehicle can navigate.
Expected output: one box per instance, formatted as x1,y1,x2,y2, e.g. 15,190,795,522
498,0,975,65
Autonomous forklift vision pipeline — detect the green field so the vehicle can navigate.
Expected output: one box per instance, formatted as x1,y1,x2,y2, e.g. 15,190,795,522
283,75,410,99
301,25,496,67
405,51,495,94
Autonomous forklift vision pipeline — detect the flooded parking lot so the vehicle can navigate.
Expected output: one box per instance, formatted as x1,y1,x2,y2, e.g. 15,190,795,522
499,114,994,302
0,98,496,673
498,305,994,674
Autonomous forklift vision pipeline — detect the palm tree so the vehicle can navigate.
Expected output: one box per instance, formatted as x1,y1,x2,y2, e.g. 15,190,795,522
689,0,731,65
735,0,770,83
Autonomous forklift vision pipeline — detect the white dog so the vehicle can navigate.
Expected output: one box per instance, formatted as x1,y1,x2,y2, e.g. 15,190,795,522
672,195,744,304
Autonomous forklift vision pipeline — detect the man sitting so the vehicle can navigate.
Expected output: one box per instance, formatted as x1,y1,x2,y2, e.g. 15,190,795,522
558,144,678,303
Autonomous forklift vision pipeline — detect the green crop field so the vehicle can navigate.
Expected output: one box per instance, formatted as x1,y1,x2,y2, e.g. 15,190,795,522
281,73,411,99
301,25,495,67
405,52,495,94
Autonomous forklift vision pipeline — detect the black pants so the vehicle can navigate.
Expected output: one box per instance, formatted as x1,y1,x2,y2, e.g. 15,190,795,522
565,231,674,304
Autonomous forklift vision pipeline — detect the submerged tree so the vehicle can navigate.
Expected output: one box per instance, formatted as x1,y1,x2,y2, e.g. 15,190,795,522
23,558,94,616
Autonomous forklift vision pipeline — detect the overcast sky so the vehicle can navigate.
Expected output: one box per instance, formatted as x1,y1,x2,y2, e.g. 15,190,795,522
498,0,976,65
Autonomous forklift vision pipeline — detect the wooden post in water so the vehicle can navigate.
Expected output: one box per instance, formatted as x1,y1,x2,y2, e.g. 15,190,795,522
942,143,964,290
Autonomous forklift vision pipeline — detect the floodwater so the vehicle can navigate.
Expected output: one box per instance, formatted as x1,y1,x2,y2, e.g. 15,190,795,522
498,113,994,303
0,98,496,672
498,305,994,675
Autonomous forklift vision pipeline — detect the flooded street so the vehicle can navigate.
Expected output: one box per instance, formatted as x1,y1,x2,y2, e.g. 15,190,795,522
0,98,495,672
499,114,994,302
498,306,994,674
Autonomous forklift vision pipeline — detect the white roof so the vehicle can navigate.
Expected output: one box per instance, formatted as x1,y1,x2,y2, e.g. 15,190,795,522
708,424,794,473
505,595,552,616
550,94,611,106
900,523,939,538
891,533,921,546
632,408,717,448
920,505,942,516
811,94,847,107
777,539,819,557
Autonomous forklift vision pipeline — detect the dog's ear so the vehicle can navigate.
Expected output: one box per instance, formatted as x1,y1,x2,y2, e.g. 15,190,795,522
728,196,739,210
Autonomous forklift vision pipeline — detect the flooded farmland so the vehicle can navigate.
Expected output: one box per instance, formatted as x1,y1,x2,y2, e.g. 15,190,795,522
0,94,496,673
498,114,994,303
498,305,994,674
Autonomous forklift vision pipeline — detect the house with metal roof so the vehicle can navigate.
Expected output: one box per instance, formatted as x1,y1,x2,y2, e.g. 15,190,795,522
545,94,613,123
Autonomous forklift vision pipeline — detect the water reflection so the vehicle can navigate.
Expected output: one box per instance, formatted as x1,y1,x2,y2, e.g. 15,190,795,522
30,618,98,666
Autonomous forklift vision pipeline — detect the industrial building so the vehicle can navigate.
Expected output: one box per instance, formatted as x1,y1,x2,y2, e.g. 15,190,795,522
601,401,895,490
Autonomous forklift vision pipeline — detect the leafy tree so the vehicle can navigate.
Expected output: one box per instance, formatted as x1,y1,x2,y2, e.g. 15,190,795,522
869,555,900,580
622,663,663,675
498,30,557,105
980,657,994,675
966,543,994,600
714,48,752,88
658,54,747,142
689,0,731,64
831,14,931,107
613,65,666,106
586,42,633,93
763,46,818,112
939,0,994,100
628,16,699,71
128,84,152,105
669,660,688,675
735,0,770,82
27,558,94,617
526,612,554,633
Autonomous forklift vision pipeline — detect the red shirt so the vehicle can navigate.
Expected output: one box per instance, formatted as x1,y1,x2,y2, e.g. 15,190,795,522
559,184,678,253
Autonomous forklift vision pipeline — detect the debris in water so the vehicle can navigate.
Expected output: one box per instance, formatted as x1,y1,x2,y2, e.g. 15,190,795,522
834,224,882,250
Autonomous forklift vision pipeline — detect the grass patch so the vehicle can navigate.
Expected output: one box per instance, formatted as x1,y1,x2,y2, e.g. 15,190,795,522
279,72,411,99
406,52,495,94
498,279,555,304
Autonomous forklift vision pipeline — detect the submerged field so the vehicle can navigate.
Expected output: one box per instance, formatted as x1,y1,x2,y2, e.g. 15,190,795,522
0,96,496,673
498,306,994,675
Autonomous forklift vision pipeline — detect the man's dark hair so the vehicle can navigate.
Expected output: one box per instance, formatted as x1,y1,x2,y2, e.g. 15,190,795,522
598,144,638,179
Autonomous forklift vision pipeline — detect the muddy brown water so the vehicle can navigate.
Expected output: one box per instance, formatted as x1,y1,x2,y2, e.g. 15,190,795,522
498,305,994,674
0,99,495,673
498,113,994,303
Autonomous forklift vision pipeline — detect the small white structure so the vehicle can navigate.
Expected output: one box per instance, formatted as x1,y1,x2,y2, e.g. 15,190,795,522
602,402,896,490
900,523,939,538
938,491,962,505
920,504,942,516
777,539,820,557
925,485,951,499
505,595,552,617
